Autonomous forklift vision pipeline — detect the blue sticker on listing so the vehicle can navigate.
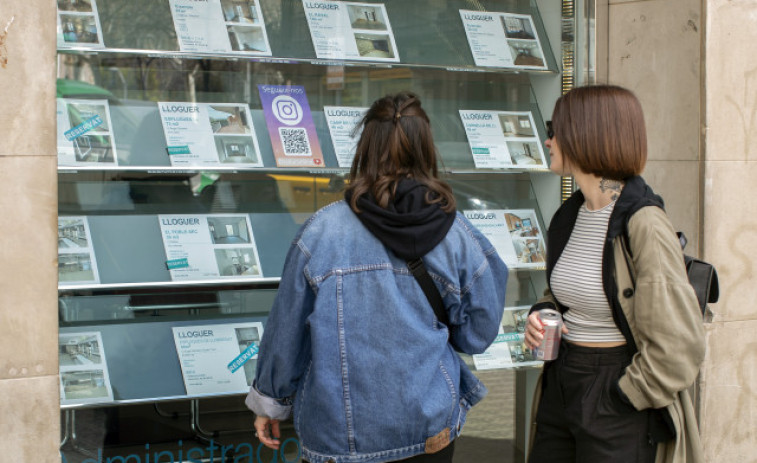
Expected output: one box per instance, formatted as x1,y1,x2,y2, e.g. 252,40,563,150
64,115,104,141
227,343,259,373
166,258,190,270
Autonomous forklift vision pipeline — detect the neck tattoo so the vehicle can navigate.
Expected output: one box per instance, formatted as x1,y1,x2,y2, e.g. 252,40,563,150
599,178,623,201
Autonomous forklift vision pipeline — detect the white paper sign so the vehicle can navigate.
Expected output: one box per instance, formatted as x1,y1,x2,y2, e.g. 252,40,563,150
57,99,118,167
58,216,101,286
159,214,263,282
323,106,367,168
474,306,541,370
473,325,512,370
464,209,546,269
169,0,271,55
158,102,263,167
59,332,114,405
460,10,547,70
173,322,264,395
460,110,547,169
57,0,105,49
303,1,400,62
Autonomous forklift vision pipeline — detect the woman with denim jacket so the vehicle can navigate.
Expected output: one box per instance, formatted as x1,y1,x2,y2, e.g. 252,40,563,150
246,92,509,463
524,85,705,463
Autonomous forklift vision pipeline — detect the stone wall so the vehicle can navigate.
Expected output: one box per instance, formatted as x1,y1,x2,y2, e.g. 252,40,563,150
700,0,757,460
0,0,61,460
602,0,757,461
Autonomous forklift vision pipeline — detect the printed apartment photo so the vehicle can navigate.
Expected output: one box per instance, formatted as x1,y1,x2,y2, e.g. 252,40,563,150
59,14,100,44
67,101,111,132
501,15,536,40
215,248,261,277
58,217,89,249
347,4,388,31
235,326,262,386
505,339,537,364
354,32,395,59
209,105,251,135
57,0,94,13
501,307,528,334
506,141,545,167
73,134,114,163
58,253,96,282
221,0,259,24
213,135,259,164
61,370,109,401
499,113,535,138
207,216,251,245
59,334,103,366
507,39,545,68
227,25,267,52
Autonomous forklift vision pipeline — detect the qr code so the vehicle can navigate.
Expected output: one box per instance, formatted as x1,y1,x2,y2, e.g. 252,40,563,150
279,127,311,157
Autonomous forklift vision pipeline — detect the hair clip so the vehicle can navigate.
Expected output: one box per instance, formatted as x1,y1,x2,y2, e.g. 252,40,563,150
394,112,402,121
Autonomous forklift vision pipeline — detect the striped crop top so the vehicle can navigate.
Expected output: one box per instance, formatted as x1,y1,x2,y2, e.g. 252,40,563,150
550,200,625,343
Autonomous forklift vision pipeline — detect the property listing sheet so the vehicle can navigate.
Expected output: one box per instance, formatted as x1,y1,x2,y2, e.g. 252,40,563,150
323,106,368,168
460,10,547,70
158,102,263,167
168,0,272,55
57,98,118,167
59,331,114,405
172,322,264,395
159,214,263,282
473,306,541,369
303,1,400,62
464,209,546,269
459,110,547,169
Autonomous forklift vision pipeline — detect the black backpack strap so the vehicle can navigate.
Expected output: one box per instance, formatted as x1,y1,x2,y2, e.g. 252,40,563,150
406,257,449,328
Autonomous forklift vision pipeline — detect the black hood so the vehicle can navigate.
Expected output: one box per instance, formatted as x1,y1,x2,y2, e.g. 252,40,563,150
344,178,456,260
607,175,665,242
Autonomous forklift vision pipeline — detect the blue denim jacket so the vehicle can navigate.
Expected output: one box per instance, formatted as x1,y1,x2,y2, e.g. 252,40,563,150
246,201,508,463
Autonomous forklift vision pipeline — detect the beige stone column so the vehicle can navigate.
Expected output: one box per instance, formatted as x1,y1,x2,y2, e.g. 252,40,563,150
700,0,757,460
603,0,703,246
0,0,61,461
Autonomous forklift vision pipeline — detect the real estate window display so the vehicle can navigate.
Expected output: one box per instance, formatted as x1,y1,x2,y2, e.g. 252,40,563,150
56,1,582,462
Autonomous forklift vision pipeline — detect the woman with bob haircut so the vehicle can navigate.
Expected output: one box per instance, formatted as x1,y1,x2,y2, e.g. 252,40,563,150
524,85,705,463
246,92,508,463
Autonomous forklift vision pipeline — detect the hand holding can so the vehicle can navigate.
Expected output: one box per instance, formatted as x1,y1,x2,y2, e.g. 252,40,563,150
534,309,563,361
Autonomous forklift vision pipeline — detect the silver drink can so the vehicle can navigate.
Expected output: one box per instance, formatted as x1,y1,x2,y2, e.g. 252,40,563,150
535,309,563,361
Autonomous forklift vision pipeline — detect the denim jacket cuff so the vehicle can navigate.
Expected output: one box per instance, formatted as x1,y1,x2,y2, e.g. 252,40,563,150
245,383,292,421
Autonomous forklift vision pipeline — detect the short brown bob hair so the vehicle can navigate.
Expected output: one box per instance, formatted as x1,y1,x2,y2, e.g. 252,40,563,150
345,92,455,213
551,85,647,180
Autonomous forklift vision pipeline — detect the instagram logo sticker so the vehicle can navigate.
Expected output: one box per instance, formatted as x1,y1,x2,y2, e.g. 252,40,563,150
272,95,303,126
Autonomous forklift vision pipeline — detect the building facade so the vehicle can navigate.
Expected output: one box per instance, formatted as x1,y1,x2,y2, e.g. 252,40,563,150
0,0,755,461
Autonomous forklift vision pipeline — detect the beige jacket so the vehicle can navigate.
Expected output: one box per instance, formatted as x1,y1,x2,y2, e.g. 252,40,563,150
529,178,705,463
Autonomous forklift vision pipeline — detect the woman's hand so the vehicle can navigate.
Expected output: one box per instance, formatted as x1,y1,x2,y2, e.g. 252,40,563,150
524,312,544,350
524,311,568,350
254,415,281,450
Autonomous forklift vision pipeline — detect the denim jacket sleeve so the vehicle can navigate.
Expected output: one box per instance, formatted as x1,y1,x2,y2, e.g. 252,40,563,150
448,218,509,355
245,238,315,420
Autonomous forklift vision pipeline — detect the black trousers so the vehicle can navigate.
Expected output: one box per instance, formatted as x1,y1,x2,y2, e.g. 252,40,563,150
303,440,454,463
528,342,657,463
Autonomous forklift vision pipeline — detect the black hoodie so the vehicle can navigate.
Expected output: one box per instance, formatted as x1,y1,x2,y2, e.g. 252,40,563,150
344,178,456,260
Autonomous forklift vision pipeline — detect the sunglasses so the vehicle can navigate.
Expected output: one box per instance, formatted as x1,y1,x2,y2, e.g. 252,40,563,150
545,120,554,139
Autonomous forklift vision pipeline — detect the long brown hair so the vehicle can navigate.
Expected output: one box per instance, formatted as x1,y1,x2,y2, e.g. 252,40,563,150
345,92,455,212
552,85,647,180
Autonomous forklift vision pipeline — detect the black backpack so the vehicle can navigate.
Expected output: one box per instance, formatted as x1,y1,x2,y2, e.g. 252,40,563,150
677,232,720,318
